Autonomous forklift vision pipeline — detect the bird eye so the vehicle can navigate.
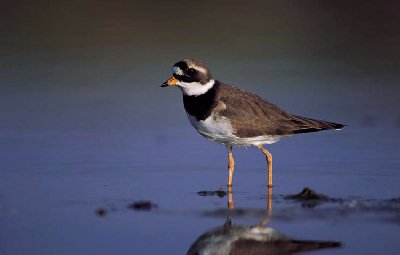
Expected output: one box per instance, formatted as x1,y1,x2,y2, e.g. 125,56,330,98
187,68,197,75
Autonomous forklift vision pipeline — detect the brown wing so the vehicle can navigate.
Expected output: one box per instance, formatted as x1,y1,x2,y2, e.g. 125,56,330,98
216,83,344,138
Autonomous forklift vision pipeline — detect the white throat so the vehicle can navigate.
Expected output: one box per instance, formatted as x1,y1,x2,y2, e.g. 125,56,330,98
177,79,215,96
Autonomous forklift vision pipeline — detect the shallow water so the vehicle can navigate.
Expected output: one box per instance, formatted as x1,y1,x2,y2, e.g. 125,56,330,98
1,57,399,254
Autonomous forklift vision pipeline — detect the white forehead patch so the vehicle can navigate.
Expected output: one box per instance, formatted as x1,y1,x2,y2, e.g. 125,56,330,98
173,66,184,76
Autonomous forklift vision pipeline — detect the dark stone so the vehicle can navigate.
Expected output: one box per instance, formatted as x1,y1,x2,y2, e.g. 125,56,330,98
128,201,158,211
95,208,107,217
284,187,342,208
285,187,328,201
197,188,227,198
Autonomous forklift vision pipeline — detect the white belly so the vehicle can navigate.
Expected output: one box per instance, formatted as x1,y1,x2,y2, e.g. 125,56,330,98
186,113,281,146
187,113,235,144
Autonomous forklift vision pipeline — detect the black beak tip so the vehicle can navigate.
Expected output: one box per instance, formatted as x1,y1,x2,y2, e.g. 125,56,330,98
161,82,168,87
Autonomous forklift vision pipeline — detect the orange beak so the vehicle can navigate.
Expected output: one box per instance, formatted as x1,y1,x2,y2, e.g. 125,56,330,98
161,76,179,87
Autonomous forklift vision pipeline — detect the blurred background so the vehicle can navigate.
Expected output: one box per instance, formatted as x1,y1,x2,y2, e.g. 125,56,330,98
1,1,400,254
2,0,400,131
2,1,400,139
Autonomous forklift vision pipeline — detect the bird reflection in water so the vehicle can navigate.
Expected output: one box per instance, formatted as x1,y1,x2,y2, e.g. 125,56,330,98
187,187,341,255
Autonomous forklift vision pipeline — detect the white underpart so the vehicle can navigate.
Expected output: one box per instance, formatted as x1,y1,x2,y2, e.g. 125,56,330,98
173,66,184,76
177,79,215,96
187,112,281,147
187,113,235,145
237,135,280,146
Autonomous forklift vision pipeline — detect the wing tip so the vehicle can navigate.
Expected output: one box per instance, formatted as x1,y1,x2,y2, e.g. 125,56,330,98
333,123,346,130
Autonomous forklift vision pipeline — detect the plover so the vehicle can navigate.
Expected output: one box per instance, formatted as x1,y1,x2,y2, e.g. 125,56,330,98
161,59,344,187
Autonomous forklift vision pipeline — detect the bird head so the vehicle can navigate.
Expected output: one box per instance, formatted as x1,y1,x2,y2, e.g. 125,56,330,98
161,59,215,96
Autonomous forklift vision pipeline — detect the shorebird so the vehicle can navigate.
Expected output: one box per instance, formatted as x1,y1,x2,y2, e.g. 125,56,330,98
161,59,344,187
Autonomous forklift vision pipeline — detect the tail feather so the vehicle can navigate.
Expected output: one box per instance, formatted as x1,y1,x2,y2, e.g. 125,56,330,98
292,115,345,134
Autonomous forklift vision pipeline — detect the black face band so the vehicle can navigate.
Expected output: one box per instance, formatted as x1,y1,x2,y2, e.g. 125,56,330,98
173,61,211,84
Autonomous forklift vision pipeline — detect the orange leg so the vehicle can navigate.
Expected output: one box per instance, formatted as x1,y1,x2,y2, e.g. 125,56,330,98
228,186,234,209
258,145,273,188
227,146,235,187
